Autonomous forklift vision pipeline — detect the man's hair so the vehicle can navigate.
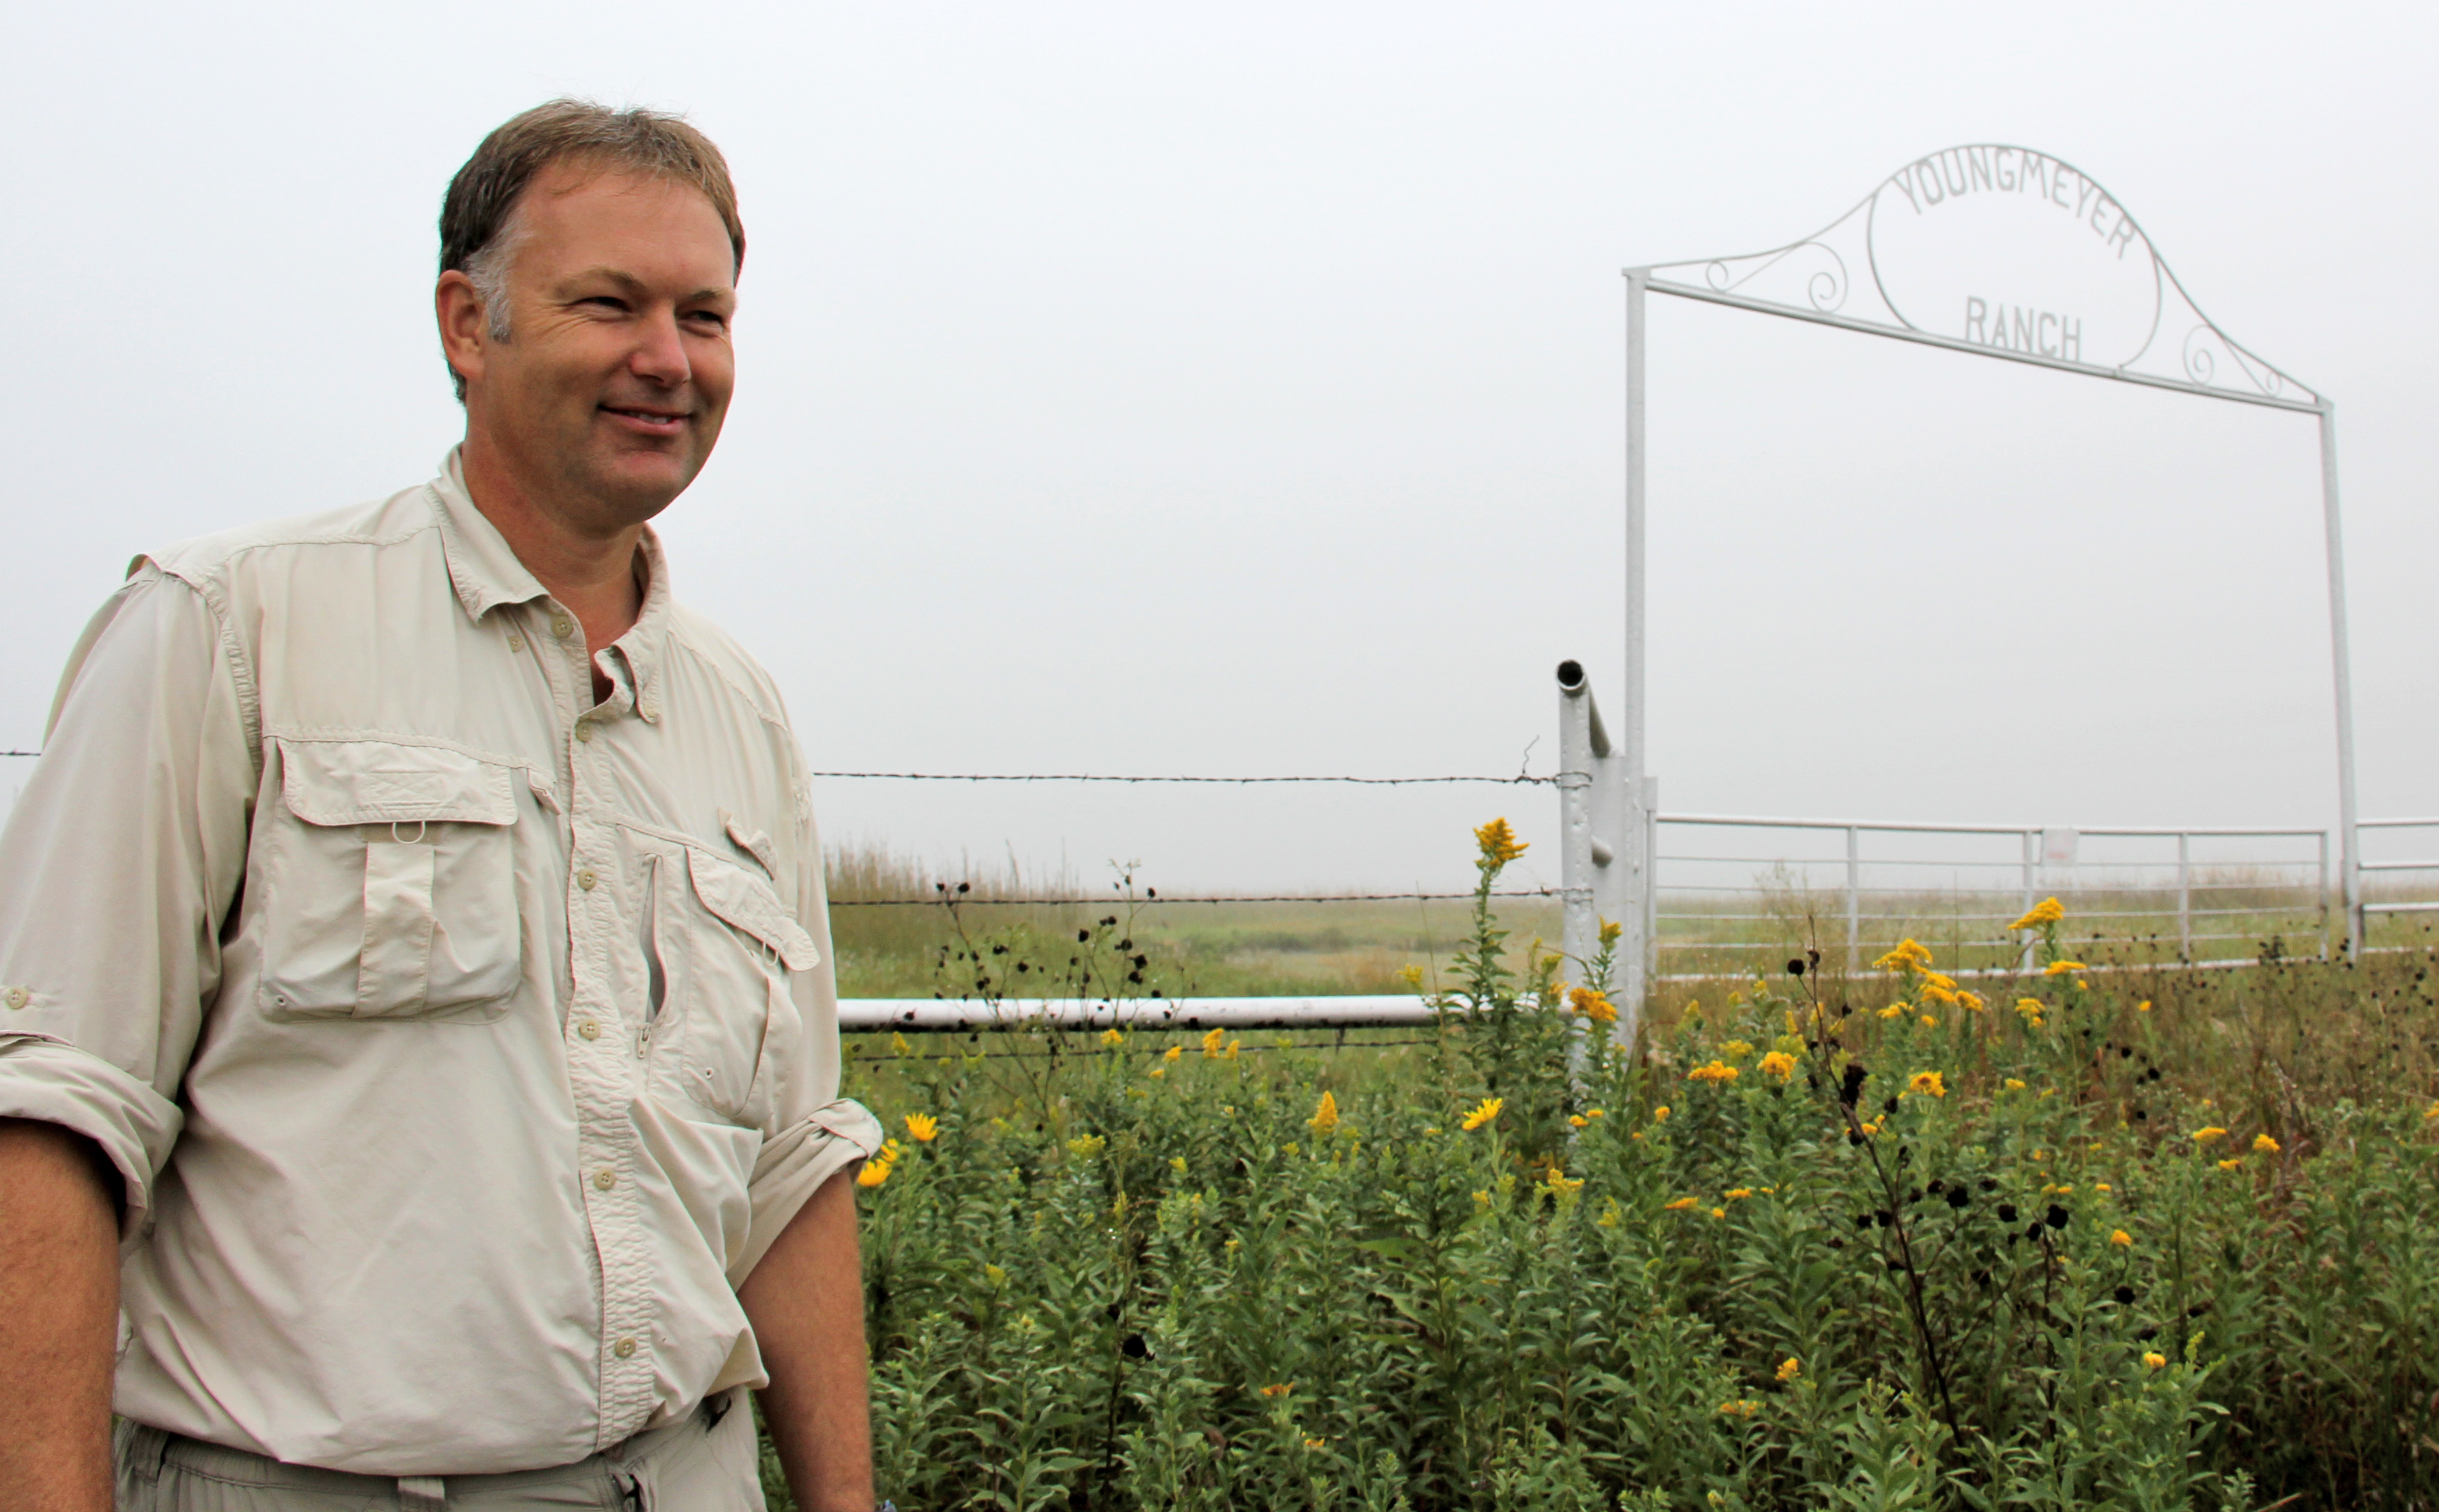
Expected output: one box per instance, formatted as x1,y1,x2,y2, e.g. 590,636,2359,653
438,99,746,400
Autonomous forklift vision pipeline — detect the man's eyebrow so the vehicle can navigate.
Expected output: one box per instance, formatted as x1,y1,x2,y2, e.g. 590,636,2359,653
553,268,736,305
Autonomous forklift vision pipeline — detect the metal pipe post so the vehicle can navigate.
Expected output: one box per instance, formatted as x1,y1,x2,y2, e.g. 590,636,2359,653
1623,269,1651,1020
2019,830,2038,974
2318,830,2332,961
1556,663,1597,1084
2177,831,2192,959
1844,825,1861,973
2317,405,2363,959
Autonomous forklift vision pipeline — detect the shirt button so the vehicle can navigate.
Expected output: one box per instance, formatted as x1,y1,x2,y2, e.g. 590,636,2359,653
578,1020,601,1040
577,869,598,891
551,616,575,639
3,986,26,1010
507,634,524,652
575,723,594,744
593,1168,617,1191
613,1337,638,1359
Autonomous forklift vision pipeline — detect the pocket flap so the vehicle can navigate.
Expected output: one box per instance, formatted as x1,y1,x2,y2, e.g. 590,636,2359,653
278,739,518,828
687,847,819,971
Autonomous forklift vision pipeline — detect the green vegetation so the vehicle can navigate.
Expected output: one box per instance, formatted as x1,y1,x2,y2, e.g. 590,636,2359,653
775,828,2439,1509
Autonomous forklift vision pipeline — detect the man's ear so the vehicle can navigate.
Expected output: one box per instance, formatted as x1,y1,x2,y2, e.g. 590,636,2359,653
436,270,490,393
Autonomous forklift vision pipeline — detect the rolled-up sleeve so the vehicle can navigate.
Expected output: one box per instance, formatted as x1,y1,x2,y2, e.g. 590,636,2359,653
0,565,255,1246
725,747,880,1286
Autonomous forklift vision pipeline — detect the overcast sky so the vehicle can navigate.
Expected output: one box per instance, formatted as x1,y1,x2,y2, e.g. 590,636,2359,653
4,2,2432,895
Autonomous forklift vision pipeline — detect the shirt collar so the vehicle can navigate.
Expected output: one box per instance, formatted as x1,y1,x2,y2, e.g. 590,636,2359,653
428,448,549,622
427,446,675,726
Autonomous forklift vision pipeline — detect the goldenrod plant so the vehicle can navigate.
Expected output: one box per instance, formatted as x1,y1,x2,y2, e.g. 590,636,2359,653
791,828,2439,1509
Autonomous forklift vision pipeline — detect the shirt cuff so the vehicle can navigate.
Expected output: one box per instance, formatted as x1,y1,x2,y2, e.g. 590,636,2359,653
0,1032,184,1250
732,1098,883,1286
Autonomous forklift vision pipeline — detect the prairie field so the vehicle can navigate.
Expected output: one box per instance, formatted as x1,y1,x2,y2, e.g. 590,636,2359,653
790,835,2439,1509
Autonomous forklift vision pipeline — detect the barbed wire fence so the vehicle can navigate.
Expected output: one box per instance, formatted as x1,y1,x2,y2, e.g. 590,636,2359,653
1,751,1563,1031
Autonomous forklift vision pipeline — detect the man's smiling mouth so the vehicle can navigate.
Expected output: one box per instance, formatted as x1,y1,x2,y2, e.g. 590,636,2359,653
602,405,688,432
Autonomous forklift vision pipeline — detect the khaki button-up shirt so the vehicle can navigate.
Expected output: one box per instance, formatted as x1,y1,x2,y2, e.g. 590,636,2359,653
0,452,880,1476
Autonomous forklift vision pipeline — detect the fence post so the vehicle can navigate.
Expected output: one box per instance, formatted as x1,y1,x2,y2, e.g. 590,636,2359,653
2020,830,2038,975
2318,829,2332,962
1844,825,1861,974
1556,662,1598,1082
1640,778,1658,1017
2177,831,2192,961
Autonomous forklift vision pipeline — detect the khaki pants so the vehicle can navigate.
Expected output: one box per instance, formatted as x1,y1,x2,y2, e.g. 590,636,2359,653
114,1390,766,1511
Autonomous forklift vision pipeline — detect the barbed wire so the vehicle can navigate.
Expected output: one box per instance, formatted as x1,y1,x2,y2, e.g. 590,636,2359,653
834,887,1558,907
2,751,35,758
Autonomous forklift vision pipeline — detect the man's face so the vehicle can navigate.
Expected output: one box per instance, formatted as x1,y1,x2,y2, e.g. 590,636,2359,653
454,164,738,529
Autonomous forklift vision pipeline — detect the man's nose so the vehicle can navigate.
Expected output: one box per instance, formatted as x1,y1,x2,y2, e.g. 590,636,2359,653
628,307,692,388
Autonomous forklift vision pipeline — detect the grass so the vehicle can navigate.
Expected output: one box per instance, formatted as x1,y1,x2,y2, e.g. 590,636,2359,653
770,831,2439,1510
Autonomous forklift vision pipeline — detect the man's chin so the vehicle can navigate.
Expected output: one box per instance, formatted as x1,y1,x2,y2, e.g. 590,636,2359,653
568,446,703,525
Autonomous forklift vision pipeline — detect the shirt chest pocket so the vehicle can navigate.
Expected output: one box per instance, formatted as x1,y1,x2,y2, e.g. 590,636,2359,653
649,846,817,1125
258,739,525,1022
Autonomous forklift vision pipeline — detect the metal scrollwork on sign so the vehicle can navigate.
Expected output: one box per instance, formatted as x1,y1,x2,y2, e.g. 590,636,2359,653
1637,144,2319,412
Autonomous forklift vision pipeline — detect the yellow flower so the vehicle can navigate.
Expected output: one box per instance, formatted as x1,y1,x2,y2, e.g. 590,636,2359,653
1596,1198,1622,1228
1759,1051,1797,1080
1664,1197,1698,1211
1907,1070,1946,1099
1776,1356,1800,1383
2217,1158,2243,1171
1163,1045,1183,1063
1568,986,1618,1024
1471,1189,1491,1209
1878,1003,1907,1020
1710,1207,1727,1219
1461,1096,1505,1131
984,1263,1006,1286
1957,991,1986,1012
1688,1061,1739,1084
2009,897,2064,931
1303,1437,1328,1451
2193,1127,2229,1145
1100,1027,1125,1048
1201,1026,1226,1058
1874,939,1935,972
1724,1187,1753,1200
2015,998,2043,1017
1921,983,1959,1007
1222,1039,1240,1060
905,1113,939,1142
856,1157,893,1188
1066,1134,1105,1158
2043,960,2085,976
1587,1107,1604,1119
1396,964,1425,990
1719,1039,1754,1060
1259,1383,1294,1398
1718,1398,1762,1417
1858,1119,1881,1137
1474,818,1528,865
1651,1105,1670,1122
2252,1133,2279,1155
1149,1067,1166,1080
1170,1156,1187,1175
2426,1101,2439,1121
2142,1352,2168,1370
1568,1114,1589,1128
1598,918,1623,947
1309,1091,1340,1135
2110,1229,2132,1248
2005,1078,2027,1091
1544,1167,1584,1197
1920,1015,1939,1029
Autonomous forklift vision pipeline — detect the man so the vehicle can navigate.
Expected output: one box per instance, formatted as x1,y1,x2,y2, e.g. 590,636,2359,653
0,101,884,1511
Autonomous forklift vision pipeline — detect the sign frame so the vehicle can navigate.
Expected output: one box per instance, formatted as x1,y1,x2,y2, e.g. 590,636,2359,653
1610,145,2360,1000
